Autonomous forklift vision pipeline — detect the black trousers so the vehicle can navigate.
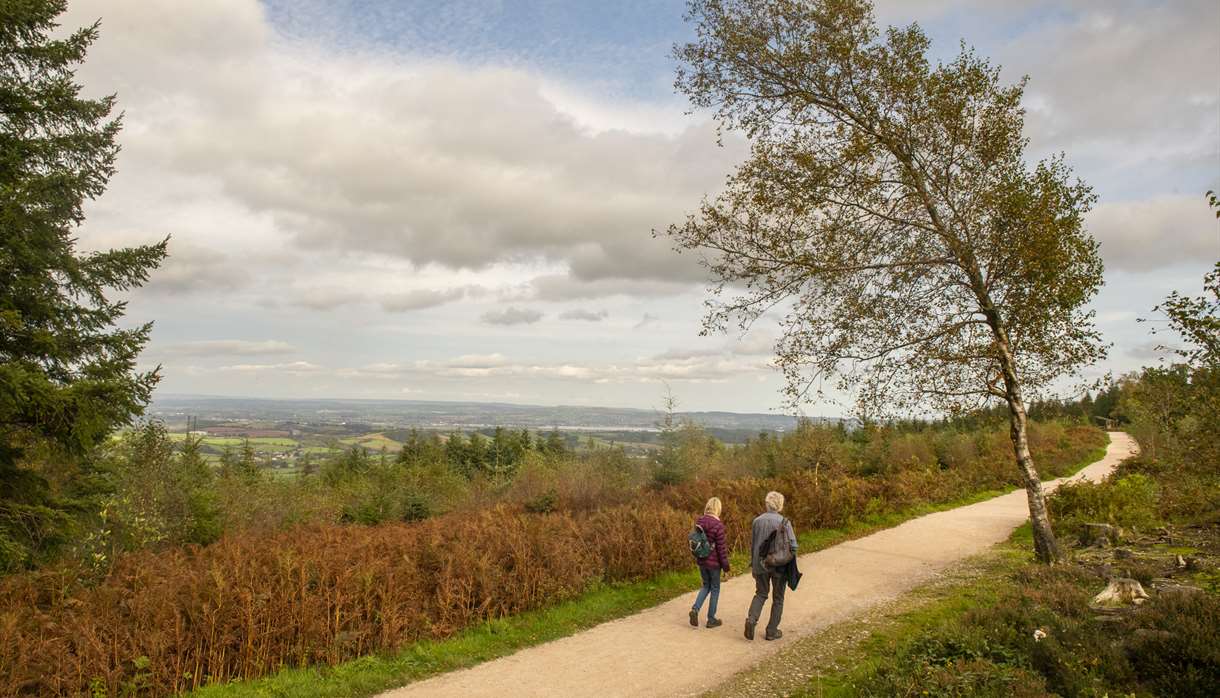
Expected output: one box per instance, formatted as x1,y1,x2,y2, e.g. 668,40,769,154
747,571,786,634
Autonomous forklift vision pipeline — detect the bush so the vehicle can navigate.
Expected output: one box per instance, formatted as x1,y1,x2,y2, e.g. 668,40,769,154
1127,590,1220,697
1049,473,1160,543
1118,456,1220,525
84,423,223,568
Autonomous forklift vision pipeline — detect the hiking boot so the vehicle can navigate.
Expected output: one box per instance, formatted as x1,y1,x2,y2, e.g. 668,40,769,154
744,618,756,640
689,610,699,627
765,629,783,641
706,617,723,628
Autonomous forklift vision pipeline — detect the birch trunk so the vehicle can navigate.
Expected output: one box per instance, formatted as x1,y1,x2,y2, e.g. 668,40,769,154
996,339,1062,563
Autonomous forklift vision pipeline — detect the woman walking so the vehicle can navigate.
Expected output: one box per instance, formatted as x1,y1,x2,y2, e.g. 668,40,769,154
690,496,730,628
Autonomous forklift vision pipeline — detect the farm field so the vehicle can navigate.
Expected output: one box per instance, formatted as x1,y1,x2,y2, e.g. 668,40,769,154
151,423,687,470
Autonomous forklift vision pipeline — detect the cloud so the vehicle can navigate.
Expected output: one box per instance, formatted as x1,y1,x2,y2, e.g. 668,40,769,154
558,308,608,321
999,1,1219,161
289,353,774,385
380,287,469,312
66,0,734,288
290,287,364,311
1088,195,1219,271
145,242,252,294
525,274,697,301
729,331,777,356
481,307,544,326
1126,341,1174,362
54,0,1220,411
156,340,296,357
634,313,660,329
444,353,512,368
218,361,323,374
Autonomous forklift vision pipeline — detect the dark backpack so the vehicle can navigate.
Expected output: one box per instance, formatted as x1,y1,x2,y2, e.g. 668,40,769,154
689,523,713,559
762,518,794,570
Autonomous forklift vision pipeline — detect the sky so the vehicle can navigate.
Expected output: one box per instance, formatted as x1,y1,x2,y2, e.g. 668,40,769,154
60,0,1220,415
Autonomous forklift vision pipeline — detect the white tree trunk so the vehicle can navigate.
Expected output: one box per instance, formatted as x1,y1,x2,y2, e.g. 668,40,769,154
995,335,1062,563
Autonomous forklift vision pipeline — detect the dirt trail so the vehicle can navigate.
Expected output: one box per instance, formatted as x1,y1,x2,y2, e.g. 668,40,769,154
380,433,1137,698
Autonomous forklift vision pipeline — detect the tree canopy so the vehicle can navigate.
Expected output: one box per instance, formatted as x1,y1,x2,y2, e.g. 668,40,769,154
1,0,166,570
669,0,1107,561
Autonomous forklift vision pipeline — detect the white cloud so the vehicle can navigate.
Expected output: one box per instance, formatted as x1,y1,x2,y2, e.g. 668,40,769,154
218,361,323,375
155,340,296,357
380,287,473,312
634,313,660,329
481,307,544,326
143,241,252,295
558,308,609,321
66,0,731,291
227,353,773,386
1088,195,1220,271
525,274,698,301
290,287,364,311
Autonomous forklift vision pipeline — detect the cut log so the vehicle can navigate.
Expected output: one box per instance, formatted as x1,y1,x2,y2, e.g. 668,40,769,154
1090,577,1150,609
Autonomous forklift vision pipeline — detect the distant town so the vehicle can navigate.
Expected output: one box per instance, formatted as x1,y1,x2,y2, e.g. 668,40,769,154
148,395,821,471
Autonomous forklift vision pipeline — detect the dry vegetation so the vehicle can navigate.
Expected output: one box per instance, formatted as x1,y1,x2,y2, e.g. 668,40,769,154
0,422,1105,696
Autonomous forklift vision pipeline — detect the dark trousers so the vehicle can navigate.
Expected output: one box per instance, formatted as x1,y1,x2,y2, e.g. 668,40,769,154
747,571,786,634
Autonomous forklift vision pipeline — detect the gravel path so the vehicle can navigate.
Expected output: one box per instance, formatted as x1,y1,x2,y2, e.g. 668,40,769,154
380,433,1137,698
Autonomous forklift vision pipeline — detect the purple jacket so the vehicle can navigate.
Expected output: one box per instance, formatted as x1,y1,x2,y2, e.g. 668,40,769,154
696,514,730,572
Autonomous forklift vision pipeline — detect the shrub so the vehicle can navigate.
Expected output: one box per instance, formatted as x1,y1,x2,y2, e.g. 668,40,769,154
1126,590,1220,697
1049,473,1160,543
76,423,223,573
0,504,683,696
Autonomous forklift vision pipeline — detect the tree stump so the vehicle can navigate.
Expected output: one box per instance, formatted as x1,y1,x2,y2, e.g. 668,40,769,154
1081,523,1122,547
1090,577,1150,609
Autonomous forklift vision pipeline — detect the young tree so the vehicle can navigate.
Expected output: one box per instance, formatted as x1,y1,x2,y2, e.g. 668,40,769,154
669,0,1106,562
0,1,166,570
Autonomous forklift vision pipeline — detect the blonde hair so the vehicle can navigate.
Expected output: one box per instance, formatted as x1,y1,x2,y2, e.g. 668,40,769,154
765,491,784,512
704,497,722,518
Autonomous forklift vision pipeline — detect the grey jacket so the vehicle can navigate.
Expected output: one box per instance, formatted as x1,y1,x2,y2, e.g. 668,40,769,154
750,511,798,576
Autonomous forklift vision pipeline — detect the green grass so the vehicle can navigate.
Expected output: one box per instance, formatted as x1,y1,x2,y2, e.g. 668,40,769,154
168,434,301,453
793,527,1035,698
300,446,341,455
339,434,404,452
191,440,1109,698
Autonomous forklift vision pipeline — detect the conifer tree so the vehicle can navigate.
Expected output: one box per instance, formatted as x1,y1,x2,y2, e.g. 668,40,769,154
1,1,166,570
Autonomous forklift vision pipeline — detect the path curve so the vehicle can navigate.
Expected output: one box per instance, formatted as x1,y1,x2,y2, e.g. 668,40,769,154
381,433,1137,698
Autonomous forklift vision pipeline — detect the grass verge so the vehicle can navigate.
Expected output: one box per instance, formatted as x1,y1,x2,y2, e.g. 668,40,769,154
791,519,1219,698
193,444,1109,698
789,526,1035,698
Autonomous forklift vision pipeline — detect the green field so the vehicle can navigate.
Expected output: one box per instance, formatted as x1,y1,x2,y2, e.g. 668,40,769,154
338,433,403,452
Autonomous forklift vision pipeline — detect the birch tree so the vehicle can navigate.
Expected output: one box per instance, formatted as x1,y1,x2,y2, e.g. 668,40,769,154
669,0,1107,562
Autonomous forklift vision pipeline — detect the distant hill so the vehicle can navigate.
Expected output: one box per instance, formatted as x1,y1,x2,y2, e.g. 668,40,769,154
148,394,833,433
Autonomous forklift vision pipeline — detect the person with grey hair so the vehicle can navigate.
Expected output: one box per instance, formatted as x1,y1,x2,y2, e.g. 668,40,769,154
745,490,798,641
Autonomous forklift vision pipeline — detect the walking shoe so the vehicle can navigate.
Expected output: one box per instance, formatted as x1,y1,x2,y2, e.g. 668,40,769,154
706,617,723,628
744,618,756,640
765,629,783,641
689,610,698,627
